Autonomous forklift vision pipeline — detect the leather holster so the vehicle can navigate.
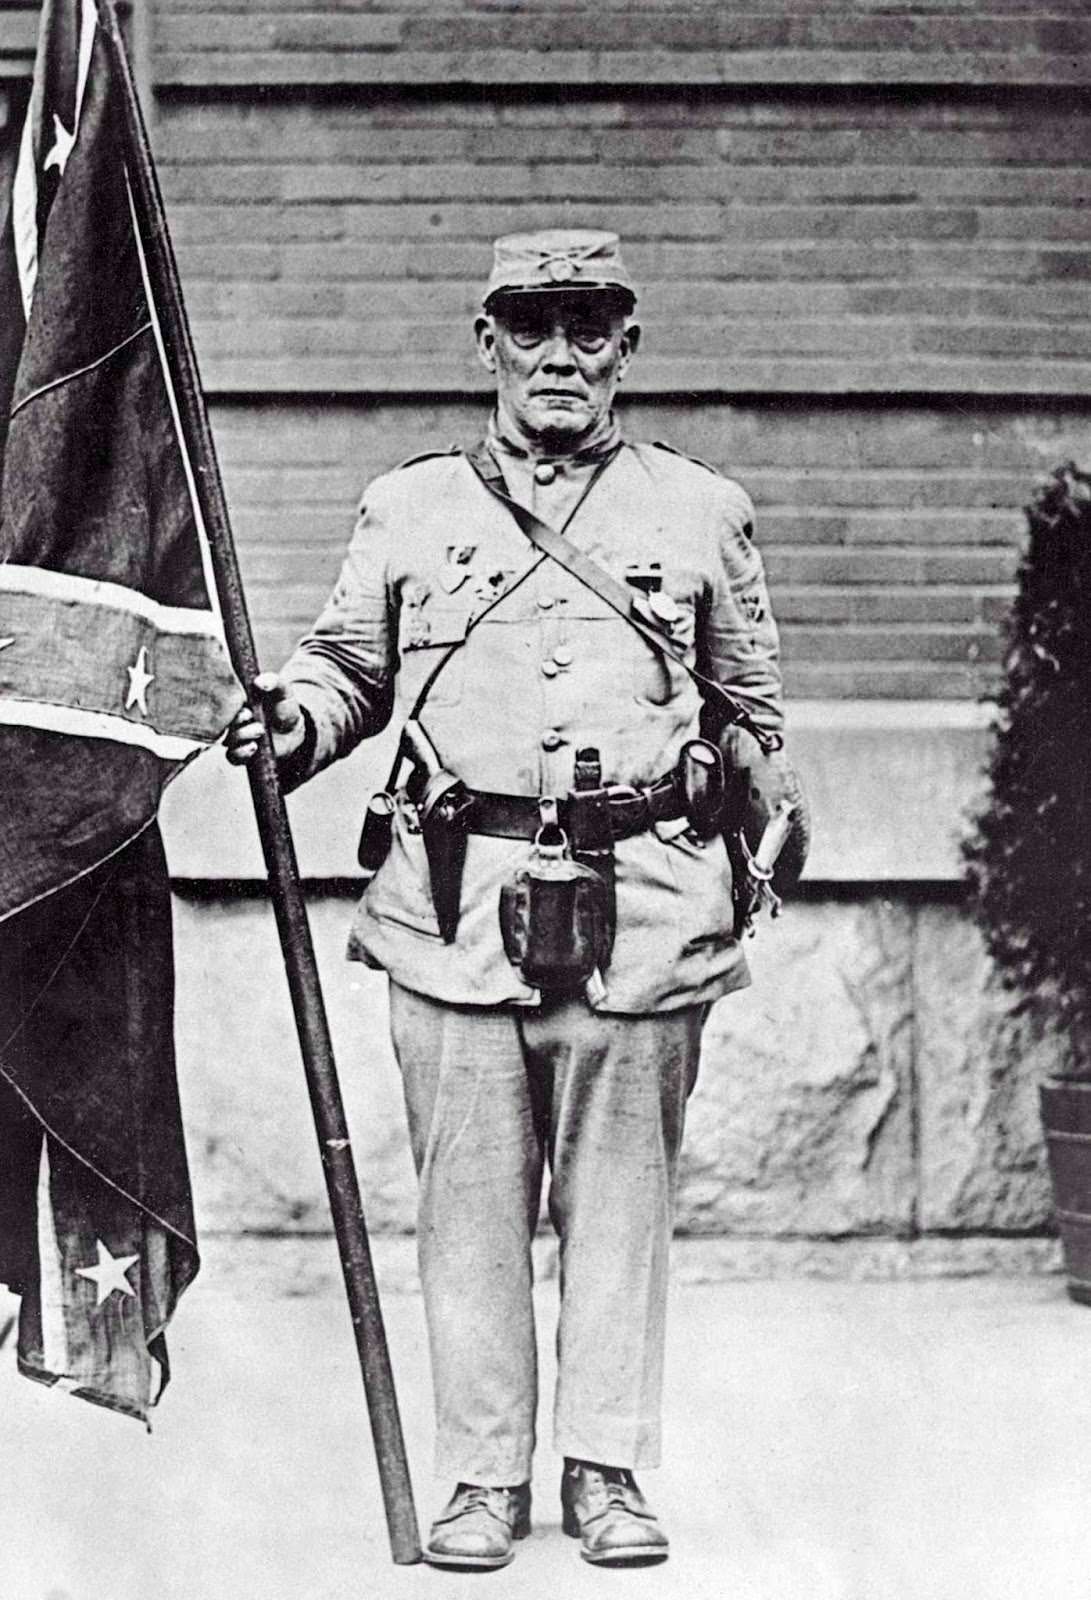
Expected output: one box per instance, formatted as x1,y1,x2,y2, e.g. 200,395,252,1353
414,769,477,944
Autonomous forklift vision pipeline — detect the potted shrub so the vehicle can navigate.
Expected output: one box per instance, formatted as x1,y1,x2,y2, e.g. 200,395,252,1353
964,463,1091,1304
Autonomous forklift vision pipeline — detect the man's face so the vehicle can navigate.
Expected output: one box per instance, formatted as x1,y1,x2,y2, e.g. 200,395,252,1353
474,293,640,451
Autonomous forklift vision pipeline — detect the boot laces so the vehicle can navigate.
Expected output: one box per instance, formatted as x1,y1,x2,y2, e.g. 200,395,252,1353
454,1483,515,1519
599,1467,636,1509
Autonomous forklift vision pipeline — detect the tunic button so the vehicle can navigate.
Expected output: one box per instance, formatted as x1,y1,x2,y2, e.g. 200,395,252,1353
541,660,559,678
537,595,554,611
541,729,563,751
534,462,557,485
552,646,573,667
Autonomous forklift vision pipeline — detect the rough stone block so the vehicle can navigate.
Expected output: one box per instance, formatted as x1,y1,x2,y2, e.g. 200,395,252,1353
915,906,1053,1232
678,900,915,1237
173,895,417,1236
171,890,1058,1251
175,895,920,1244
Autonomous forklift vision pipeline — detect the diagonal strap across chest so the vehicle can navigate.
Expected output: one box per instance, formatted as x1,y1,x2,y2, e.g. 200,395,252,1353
463,441,781,754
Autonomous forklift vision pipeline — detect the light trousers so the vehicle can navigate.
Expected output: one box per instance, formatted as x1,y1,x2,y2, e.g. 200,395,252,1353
388,981,705,1485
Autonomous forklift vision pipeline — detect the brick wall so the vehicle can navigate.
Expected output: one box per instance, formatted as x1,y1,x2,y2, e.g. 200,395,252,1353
157,92,1091,397
6,3,1091,702
142,3,1091,703
154,1,1091,91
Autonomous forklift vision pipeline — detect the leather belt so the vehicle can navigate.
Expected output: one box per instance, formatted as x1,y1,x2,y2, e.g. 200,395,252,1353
465,773,683,845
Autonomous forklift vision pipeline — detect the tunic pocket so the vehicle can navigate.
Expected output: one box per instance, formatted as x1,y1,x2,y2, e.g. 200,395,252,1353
632,641,685,707
630,589,696,708
396,600,471,708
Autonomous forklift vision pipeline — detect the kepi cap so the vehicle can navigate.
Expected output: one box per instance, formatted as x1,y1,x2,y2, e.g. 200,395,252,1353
483,228,636,309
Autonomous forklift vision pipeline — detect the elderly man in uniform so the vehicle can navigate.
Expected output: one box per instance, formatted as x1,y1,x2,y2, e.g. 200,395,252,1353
227,228,786,1570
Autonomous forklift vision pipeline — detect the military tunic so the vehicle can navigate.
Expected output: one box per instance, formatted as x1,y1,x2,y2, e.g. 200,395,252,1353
283,427,783,1012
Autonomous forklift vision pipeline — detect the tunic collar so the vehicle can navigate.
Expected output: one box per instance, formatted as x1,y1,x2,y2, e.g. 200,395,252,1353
487,408,622,467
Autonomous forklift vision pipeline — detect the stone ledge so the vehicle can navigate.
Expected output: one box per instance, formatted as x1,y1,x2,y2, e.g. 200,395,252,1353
161,699,996,883
193,1231,1062,1300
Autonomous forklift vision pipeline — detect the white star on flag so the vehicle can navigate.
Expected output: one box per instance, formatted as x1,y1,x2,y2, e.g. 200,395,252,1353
124,645,155,715
43,112,76,177
75,1240,139,1307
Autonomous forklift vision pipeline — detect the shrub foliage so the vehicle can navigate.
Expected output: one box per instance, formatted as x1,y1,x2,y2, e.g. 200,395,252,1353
964,464,1091,1066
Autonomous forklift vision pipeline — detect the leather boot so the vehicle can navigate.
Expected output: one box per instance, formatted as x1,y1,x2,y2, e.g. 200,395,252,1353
424,1481,532,1570
561,1459,669,1565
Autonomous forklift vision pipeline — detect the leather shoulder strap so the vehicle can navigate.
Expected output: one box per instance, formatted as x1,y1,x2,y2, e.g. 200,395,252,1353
464,442,781,753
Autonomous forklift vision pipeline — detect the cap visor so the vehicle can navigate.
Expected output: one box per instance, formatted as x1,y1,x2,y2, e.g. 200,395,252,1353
484,284,636,312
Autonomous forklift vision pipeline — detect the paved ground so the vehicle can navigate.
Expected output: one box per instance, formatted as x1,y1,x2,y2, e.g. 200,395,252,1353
5,1246,1091,1600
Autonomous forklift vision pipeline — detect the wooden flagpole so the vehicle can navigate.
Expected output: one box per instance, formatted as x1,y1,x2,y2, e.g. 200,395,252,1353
93,0,421,1565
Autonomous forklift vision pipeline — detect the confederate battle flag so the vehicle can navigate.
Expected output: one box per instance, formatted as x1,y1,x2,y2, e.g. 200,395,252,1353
0,0,242,1420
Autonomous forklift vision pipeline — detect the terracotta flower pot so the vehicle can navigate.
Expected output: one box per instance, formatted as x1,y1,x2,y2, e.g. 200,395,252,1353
1040,1078,1091,1305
